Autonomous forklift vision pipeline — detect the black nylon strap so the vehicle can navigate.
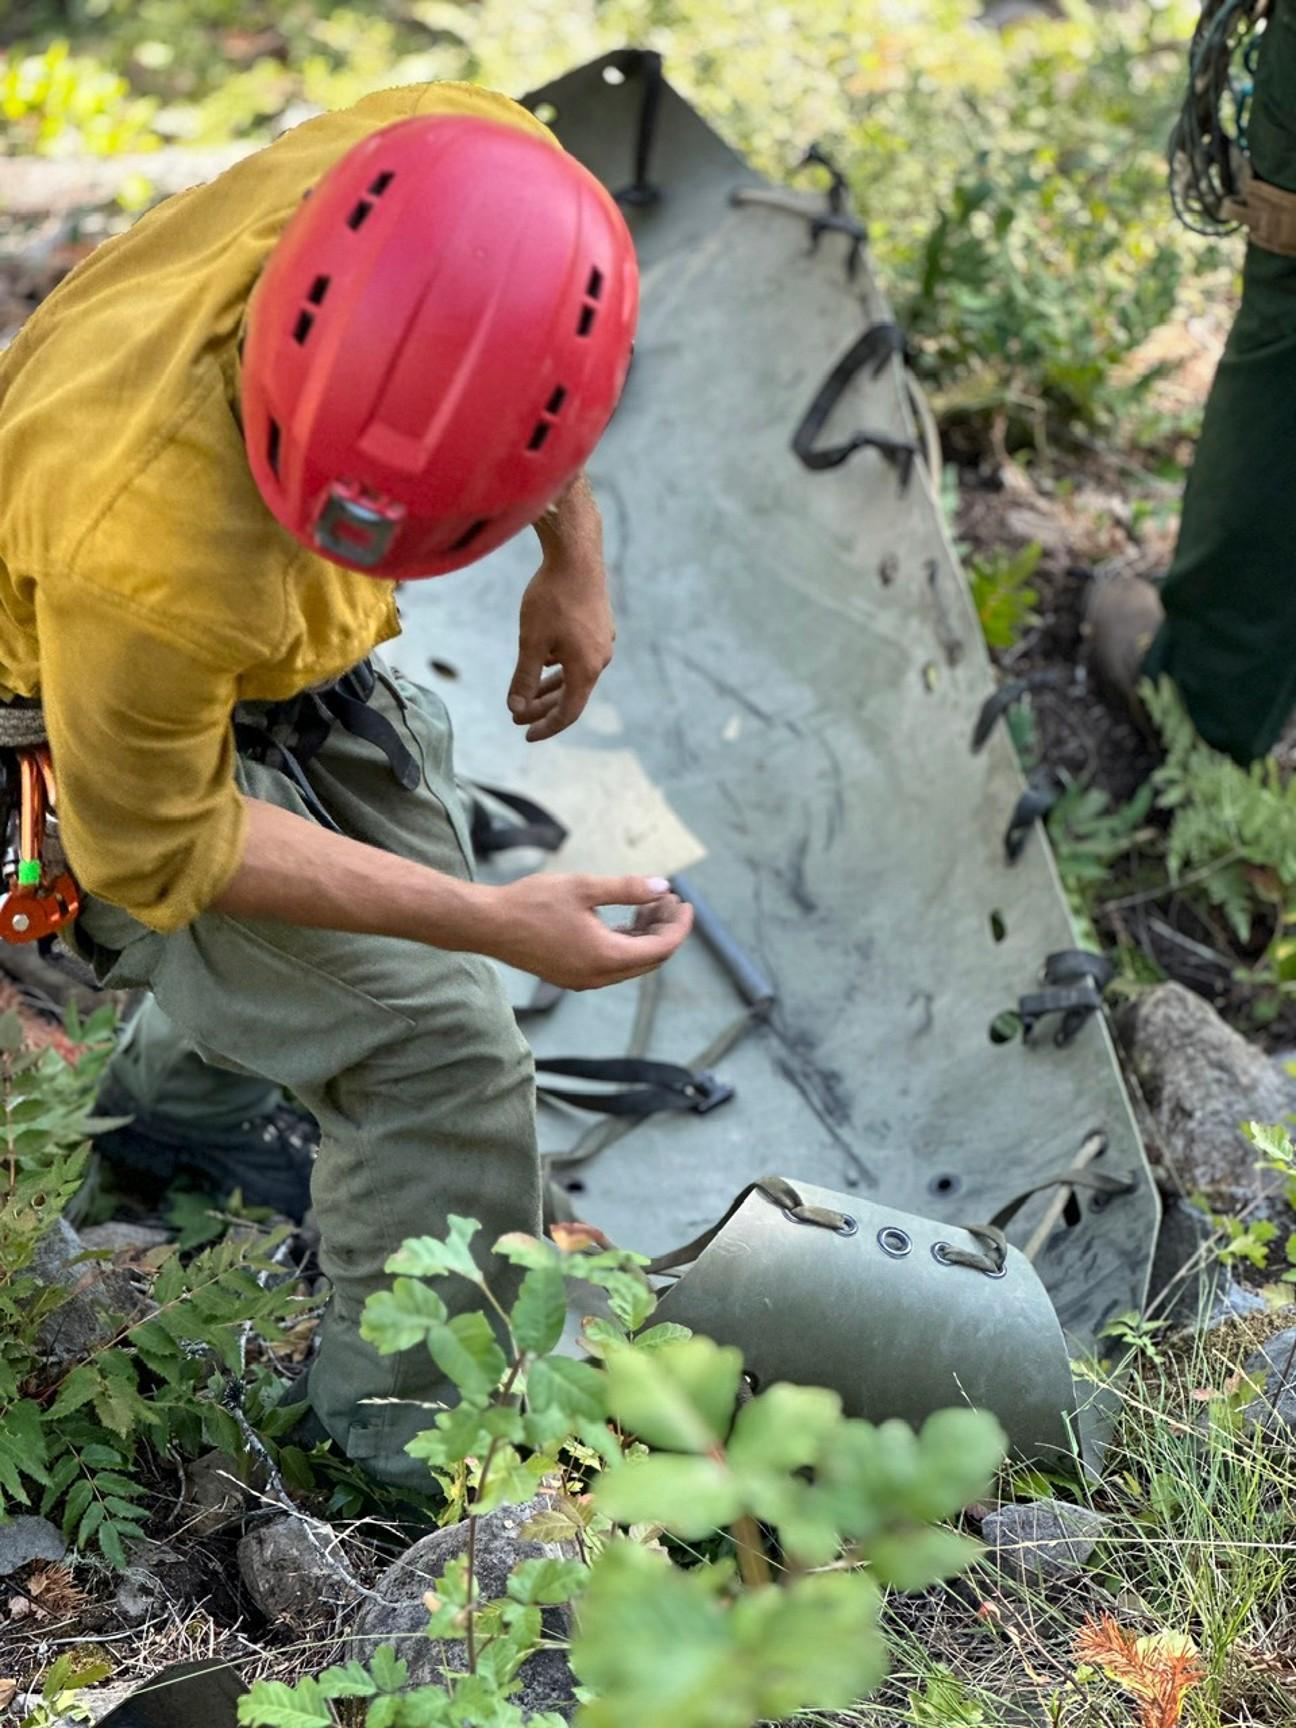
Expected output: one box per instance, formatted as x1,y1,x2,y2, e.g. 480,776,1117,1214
469,783,568,857
792,322,920,488
537,1054,733,1118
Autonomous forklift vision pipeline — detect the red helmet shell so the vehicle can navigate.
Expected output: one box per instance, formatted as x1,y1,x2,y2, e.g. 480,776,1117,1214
242,115,638,579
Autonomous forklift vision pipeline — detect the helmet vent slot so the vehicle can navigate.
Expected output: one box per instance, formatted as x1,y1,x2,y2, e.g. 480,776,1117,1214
576,303,597,338
292,310,315,345
586,266,604,300
307,274,331,305
527,421,552,452
449,518,489,552
368,171,395,197
266,418,281,477
545,385,568,416
347,199,375,231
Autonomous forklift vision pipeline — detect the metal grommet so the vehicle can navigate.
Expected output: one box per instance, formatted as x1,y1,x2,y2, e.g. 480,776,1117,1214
981,1260,1009,1280
877,1226,912,1258
931,1239,955,1266
835,1214,859,1238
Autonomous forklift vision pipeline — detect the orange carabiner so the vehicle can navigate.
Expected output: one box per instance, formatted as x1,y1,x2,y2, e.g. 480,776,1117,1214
0,745,81,944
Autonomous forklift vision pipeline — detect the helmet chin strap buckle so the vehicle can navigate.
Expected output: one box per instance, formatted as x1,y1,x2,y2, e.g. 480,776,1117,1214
314,484,405,569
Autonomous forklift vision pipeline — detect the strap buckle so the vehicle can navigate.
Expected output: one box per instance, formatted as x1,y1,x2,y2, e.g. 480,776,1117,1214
685,1071,735,1114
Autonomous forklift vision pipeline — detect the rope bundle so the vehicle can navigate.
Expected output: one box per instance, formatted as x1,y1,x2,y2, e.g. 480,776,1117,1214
1168,0,1270,234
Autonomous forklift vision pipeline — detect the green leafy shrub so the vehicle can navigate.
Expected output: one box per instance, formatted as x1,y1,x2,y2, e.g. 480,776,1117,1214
2,0,1220,452
242,1214,1005,1728
0,1004,307,1567
0,40,158,155
968,540,1041,650
1143,675,1296,946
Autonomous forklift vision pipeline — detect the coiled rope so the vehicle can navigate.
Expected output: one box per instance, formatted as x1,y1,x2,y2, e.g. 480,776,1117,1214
1168,0,1270,234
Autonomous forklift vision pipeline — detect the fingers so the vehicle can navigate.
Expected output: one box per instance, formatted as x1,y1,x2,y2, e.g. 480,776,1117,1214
580,874,675,908
507,645,549,719
591,902,694,981
526,659,602,742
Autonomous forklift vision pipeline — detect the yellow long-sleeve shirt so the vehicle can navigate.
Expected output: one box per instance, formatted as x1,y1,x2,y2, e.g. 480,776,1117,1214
0,83,554,932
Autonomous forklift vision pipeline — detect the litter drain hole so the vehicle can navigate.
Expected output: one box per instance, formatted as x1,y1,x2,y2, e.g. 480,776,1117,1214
1063,1191,1083,1228
989,909,1007,943
546,385,568,416
988,1010,1022,1045
368,171,395,196
346,198,374,231
577,303,597,337
266,418,281,477
307,274,331,305
877,1227,912,1258
928,1173,961,1197
428,657,459,680
564,1178,586,1194
586,265,605,301
527,421,551,452
292,310,314,345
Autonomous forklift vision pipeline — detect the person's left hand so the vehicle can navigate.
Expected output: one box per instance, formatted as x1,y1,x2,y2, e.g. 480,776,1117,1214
507,554,615,742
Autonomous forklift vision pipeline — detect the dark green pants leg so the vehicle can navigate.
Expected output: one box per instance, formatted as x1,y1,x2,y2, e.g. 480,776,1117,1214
74,667,540,1491
106,997,283,1132
1145,0,1296,762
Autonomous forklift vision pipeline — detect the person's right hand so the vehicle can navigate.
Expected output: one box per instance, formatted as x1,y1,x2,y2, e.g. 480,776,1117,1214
470,873,693,990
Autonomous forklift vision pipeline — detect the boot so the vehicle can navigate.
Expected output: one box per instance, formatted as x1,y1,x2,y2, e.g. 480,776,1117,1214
1082,575,1164,725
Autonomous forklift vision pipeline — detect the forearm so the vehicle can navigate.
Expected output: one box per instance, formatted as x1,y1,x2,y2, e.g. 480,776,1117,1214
212,795,494,948
534,470,603,564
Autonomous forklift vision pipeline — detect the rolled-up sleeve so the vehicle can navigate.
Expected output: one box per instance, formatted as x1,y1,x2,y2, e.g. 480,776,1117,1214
36,582,247,932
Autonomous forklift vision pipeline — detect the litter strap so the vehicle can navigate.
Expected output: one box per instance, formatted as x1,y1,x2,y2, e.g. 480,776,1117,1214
791,322,921,487
469,783,568,857
536,1054,733,1119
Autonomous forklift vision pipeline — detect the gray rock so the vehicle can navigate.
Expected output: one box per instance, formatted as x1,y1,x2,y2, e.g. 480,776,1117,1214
181,1449,254,1537
1243,1326,1296,1438
1120,984,1294,1212
352,1496,579,1719
32,1218,139,1368
238,1515,361,1622
111,1539,203,1626
1151,1197,1271,1328
79,1222,171,1255
982,1498,1109,1585
0,1513,66,1575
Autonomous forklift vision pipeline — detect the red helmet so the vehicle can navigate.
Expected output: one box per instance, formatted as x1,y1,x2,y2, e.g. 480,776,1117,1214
242,115,638,579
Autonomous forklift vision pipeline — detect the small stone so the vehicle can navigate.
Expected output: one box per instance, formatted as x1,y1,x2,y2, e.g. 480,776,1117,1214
181,1450,253,1538
32,1218,139,1367
238,1516,360,1622
111,1540,199,1627
1243,1326,1296,1439
982,1498,1109,1585
79,1222,171,1255
351,1495,580,1718
0,1514,66,1576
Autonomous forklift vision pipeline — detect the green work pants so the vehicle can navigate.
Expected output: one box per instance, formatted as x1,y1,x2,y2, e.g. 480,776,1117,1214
75,663,540,1490
1145,0,1296,762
